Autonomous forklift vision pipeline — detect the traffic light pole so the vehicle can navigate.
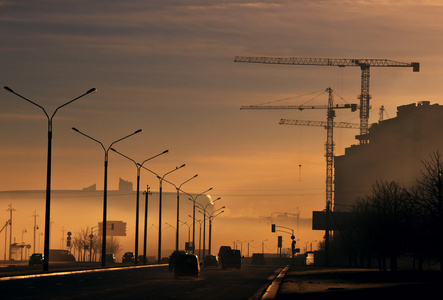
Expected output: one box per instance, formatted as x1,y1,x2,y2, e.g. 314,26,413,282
271,224,296,264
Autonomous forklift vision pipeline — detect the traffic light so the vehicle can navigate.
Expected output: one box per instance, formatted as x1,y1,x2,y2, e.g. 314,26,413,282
277,236,282,248
291,240,296,254
67,231,72,247
271,224,275,232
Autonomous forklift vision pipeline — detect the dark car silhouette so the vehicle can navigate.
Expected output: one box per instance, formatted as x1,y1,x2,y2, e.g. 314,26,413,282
169,250,186,271
122,252,135,263
105,253,115,263
203,254,218,267
174,254,200,279
29,253,43,266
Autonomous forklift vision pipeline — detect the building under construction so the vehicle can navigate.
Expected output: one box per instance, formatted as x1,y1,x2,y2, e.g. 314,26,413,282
334,101,443,211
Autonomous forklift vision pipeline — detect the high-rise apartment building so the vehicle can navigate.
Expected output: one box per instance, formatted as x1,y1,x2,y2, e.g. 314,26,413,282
334,101,443,211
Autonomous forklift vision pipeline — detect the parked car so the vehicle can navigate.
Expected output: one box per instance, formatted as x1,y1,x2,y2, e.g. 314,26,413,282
203,255,218,267
29,253,43,266
169,250,186,271
122,252,135,263
174,254,200,279
105,253,115,263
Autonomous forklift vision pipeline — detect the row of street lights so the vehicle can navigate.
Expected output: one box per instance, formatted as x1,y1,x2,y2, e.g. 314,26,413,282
3,86,225,270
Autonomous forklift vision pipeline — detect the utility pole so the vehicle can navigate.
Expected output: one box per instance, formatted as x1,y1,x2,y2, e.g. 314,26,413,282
7,204,16,260
32,211,39,254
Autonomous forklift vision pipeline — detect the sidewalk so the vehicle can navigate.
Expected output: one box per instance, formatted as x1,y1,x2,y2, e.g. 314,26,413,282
275,266,442,299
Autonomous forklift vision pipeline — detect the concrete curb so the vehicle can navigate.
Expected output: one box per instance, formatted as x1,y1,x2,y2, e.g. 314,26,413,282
260,265,290,300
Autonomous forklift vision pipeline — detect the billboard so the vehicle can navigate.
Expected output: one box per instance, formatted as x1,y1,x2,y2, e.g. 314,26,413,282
312,211,353,230
98,221,127,236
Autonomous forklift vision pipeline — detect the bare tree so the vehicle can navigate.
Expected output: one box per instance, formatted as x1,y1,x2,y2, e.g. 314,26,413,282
414,151,443,271
351,180,409,271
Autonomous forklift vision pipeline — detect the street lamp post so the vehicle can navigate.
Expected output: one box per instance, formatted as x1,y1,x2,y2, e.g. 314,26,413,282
183,188,212,255
4,86,96,271
142,185,151,265
207,209,224,256
179,220,191,245
139,164,186,263
189,215,202,258
262,239,268,254
110,148,168,264
72,127,142,267
196,197,221,259
247,240,254,257
165,175,198,251
32,211,39,254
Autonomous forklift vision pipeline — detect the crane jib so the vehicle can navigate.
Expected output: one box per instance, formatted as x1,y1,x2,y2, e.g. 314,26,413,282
234,56,419,71
240,104,357,111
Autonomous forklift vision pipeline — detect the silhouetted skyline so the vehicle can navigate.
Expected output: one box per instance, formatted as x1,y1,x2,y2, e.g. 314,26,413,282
0,1,439,260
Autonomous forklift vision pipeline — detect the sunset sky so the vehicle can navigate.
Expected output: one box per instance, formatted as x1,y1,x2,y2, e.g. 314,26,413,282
0,1,442,257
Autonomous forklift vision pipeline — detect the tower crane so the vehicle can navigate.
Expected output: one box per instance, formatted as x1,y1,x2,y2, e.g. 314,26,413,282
241,87,357,212
235,56,419,143
241,88,357,258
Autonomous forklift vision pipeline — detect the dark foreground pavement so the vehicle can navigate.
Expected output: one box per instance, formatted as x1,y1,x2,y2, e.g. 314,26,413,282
275,266,443,299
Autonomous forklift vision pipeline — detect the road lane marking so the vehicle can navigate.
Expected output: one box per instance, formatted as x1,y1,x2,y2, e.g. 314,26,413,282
0,264,168,281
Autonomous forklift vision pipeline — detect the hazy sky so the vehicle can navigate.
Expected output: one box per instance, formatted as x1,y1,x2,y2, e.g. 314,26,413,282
0,0,441,226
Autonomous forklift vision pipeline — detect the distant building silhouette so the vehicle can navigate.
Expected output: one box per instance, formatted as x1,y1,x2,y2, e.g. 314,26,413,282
82,184,96,191
118,178,133,191
334,101,443,211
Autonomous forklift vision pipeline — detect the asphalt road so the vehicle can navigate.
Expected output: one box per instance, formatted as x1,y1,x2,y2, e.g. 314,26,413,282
0,263,283,300
276,266,443,299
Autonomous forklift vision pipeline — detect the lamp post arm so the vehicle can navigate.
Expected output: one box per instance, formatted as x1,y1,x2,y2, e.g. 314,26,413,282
211,197,222,205
210,206,225,216
195,202,204,211
4,86,49,119
162,164,186,181
72,128,106,152
109,129,142,150
51,88,97,119
179,174,198,190
183,187,212,200
138,164,160,177
110,148,138,167
139,150,169,167
212,210,224,219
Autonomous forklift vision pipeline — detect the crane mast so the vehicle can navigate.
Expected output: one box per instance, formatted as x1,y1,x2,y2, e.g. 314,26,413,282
235,56,419,143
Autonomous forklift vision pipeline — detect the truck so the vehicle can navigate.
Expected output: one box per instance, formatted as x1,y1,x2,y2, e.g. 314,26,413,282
218,246,241,270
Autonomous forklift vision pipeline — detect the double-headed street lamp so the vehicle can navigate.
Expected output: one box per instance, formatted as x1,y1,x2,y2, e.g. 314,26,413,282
71,127,142,267
183,188,212,254
3,86,96,271
139,164,185,263
189,215,202,258
207,209,224,256
165,175,198,251
179,220,191,245
196,198,223,259
110,148,169,264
